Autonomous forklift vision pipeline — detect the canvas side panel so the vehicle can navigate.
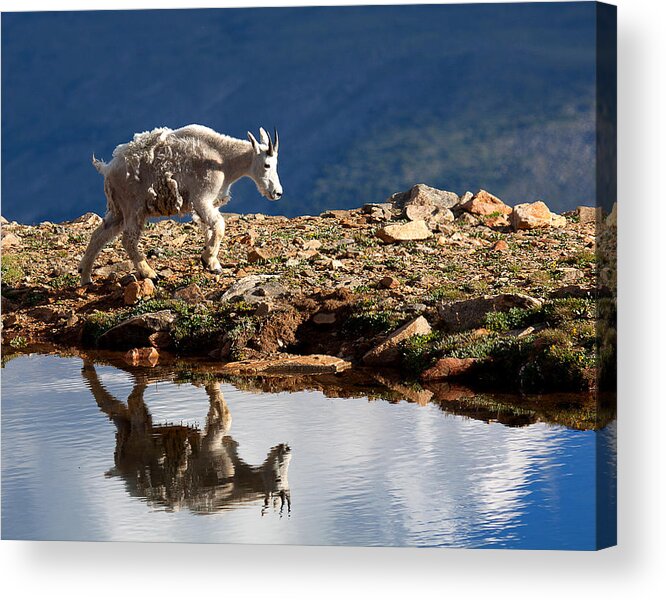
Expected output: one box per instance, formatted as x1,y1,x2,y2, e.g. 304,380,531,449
595,0,617,551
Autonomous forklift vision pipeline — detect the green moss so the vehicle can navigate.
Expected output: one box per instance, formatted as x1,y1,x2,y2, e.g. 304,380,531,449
399,332,441,374
342,307,399,337
484,306,544,333
48,273,79,290
1,255,24,288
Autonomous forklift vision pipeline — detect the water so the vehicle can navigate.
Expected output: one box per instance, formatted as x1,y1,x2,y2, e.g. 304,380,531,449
1,353,615,548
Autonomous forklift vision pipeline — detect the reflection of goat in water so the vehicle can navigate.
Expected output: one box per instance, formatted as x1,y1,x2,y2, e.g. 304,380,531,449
81,361,291,515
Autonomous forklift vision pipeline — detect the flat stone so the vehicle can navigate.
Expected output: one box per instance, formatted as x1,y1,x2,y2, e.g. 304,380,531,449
376,220,432,243
363,316,431,366
220,354,351,375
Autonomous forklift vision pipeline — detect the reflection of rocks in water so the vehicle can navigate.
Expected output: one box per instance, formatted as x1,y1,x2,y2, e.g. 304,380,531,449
82,361,291,515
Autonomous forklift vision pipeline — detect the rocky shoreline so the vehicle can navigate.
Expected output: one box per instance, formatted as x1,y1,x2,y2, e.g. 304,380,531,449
1,184,616,394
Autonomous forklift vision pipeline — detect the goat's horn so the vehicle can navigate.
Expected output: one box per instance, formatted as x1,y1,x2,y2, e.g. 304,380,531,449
273,127,279,153
267,130,275,156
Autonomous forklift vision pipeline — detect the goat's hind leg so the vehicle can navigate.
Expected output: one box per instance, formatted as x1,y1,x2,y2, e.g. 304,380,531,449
78,212,123,285
121,218,158,280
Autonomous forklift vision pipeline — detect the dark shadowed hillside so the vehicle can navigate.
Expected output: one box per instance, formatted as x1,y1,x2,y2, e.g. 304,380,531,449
2,3,597,224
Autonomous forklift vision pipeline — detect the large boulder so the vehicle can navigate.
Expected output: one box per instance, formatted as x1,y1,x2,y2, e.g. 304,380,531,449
511,201,562,230
363,316,432,366
437,294,542,332
460,190,512,216
576,206,601,225
376,220,432,243
405,184,459,210
98,310,176,349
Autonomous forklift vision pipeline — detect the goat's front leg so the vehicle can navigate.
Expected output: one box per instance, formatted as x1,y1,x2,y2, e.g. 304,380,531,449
122,218,158,280
196,204,225,274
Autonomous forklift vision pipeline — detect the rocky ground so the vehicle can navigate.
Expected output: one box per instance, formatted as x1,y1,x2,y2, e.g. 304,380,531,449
1,184,616,394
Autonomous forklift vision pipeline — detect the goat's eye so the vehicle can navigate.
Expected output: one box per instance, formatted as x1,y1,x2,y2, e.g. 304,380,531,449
264,163,270,169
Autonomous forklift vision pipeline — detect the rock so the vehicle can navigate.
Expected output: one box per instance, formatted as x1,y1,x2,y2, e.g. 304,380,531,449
148,331,173,349
219,275,284,304
378,276,400,289
559,267,584,284
220,354,351,376
173,282,205,304
421,357,479,381
320,210,350,219
482,213,511,228
27,306,59,323
406,184,460,210
491,240,509,252
312,312,336,325
247,247,274,263
123,278,155,305
98,310,176,348
66,212,102,227
550,285,595,299
576,206,600,225
437,294,542,332
0,215,8,224
94,260,134,278
455,212,480,226
362,316,431,366
511,201,556,230
302,239,322,251
238,229,259,246
171,233,189,247
551,214,567,228
124,347,159,367
147,247,165,259
461,190,512,216
605,203,617,228
1,231,21,250
376,220,432,243
254,302,272,317
362,203,394,220
119,274,138,286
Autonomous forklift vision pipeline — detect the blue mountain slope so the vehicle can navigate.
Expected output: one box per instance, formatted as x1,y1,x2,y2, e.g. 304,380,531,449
1,4,597,224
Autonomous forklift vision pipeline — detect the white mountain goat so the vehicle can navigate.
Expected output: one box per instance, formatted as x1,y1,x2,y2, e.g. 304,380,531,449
79,124,282,285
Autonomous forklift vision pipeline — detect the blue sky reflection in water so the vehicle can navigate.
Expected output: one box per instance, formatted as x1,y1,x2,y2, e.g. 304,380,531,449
2,3,598,224
1,354,614,549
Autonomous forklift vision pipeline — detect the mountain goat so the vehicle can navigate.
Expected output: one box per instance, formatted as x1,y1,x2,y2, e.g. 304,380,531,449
79,124,282,285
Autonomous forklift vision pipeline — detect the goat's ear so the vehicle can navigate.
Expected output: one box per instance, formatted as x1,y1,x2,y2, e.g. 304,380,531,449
247,132,260,154
259,127,270,146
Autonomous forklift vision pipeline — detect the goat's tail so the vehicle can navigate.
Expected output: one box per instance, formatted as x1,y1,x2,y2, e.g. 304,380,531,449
91,154,108,175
